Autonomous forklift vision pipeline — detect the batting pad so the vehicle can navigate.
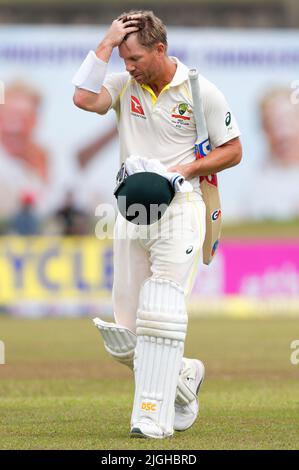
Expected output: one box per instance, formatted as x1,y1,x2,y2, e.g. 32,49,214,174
93,317,136,369
131,278,188,436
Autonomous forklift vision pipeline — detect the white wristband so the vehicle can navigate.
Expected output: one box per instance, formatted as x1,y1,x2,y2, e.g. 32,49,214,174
72,50,107,93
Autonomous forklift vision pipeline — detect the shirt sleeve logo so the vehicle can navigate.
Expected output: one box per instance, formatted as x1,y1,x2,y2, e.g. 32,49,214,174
131,95,146,118
225,112,232,126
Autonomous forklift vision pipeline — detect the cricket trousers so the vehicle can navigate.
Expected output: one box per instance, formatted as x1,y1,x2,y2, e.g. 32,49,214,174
112,191,206,331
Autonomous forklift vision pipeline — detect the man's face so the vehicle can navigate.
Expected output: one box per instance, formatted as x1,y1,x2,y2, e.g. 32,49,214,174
262,96,299,166
119,34,163,85
0,91,37,139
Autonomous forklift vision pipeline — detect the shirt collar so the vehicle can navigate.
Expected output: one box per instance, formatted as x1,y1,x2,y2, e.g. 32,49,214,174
168,57,189,87
140,56,189,100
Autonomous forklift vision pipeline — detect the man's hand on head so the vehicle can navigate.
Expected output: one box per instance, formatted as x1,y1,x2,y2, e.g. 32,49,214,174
103,15,143,49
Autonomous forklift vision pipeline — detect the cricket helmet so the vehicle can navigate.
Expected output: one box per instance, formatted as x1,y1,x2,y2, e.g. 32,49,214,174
114,172,175,225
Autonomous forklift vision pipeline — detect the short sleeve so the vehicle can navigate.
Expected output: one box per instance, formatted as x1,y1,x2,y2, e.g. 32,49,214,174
103,72,130,110
201,79,241,148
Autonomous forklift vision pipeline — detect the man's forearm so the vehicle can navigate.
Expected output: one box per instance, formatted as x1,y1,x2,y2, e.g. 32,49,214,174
95,40,114,63
169,138,242,179
186,145,241,177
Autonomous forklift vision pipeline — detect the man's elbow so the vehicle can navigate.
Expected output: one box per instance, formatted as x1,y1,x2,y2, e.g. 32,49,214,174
73,91,86,110
73,88,96,112
234,148,242,166
231,139,242,166
73,90,108,115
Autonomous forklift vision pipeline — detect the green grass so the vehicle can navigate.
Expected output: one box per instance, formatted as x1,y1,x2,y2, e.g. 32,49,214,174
0,317,298,449
221,218,299,239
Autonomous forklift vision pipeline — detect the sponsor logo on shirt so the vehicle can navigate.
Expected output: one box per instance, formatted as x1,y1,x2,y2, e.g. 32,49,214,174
225,111,231,126
131,95,146,119
225,111,233,131
171,102,192,127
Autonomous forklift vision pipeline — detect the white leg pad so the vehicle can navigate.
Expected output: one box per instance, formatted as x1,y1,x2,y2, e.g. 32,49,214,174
131,278,188,437
93,317,136,369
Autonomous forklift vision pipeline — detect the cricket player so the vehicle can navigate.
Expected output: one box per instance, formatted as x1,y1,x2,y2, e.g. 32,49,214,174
72,10,242,439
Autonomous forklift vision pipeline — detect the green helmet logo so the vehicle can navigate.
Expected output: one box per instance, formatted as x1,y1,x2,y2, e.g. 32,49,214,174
178,103,188,115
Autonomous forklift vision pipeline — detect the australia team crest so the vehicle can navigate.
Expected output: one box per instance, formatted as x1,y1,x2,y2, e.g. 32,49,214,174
171,102,193,127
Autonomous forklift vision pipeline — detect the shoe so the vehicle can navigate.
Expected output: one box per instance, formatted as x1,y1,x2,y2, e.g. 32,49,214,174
174,359,205,431
130,420,173,439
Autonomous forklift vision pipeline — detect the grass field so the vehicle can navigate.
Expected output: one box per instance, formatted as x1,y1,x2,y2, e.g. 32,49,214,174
0,316,298,450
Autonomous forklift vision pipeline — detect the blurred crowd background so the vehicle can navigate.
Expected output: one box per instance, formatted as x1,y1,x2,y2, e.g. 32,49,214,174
0,0,298,316
1,0,299,27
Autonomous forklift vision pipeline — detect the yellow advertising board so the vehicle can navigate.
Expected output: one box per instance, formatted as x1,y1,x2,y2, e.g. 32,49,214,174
0,237,113,302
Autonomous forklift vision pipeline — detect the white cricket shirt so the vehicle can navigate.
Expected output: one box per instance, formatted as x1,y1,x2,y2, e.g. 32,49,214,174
103,57,241,192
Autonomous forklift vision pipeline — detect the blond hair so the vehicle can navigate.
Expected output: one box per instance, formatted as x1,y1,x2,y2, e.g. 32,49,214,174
260,87,291,114
118,10,167,50
5,80,41,108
